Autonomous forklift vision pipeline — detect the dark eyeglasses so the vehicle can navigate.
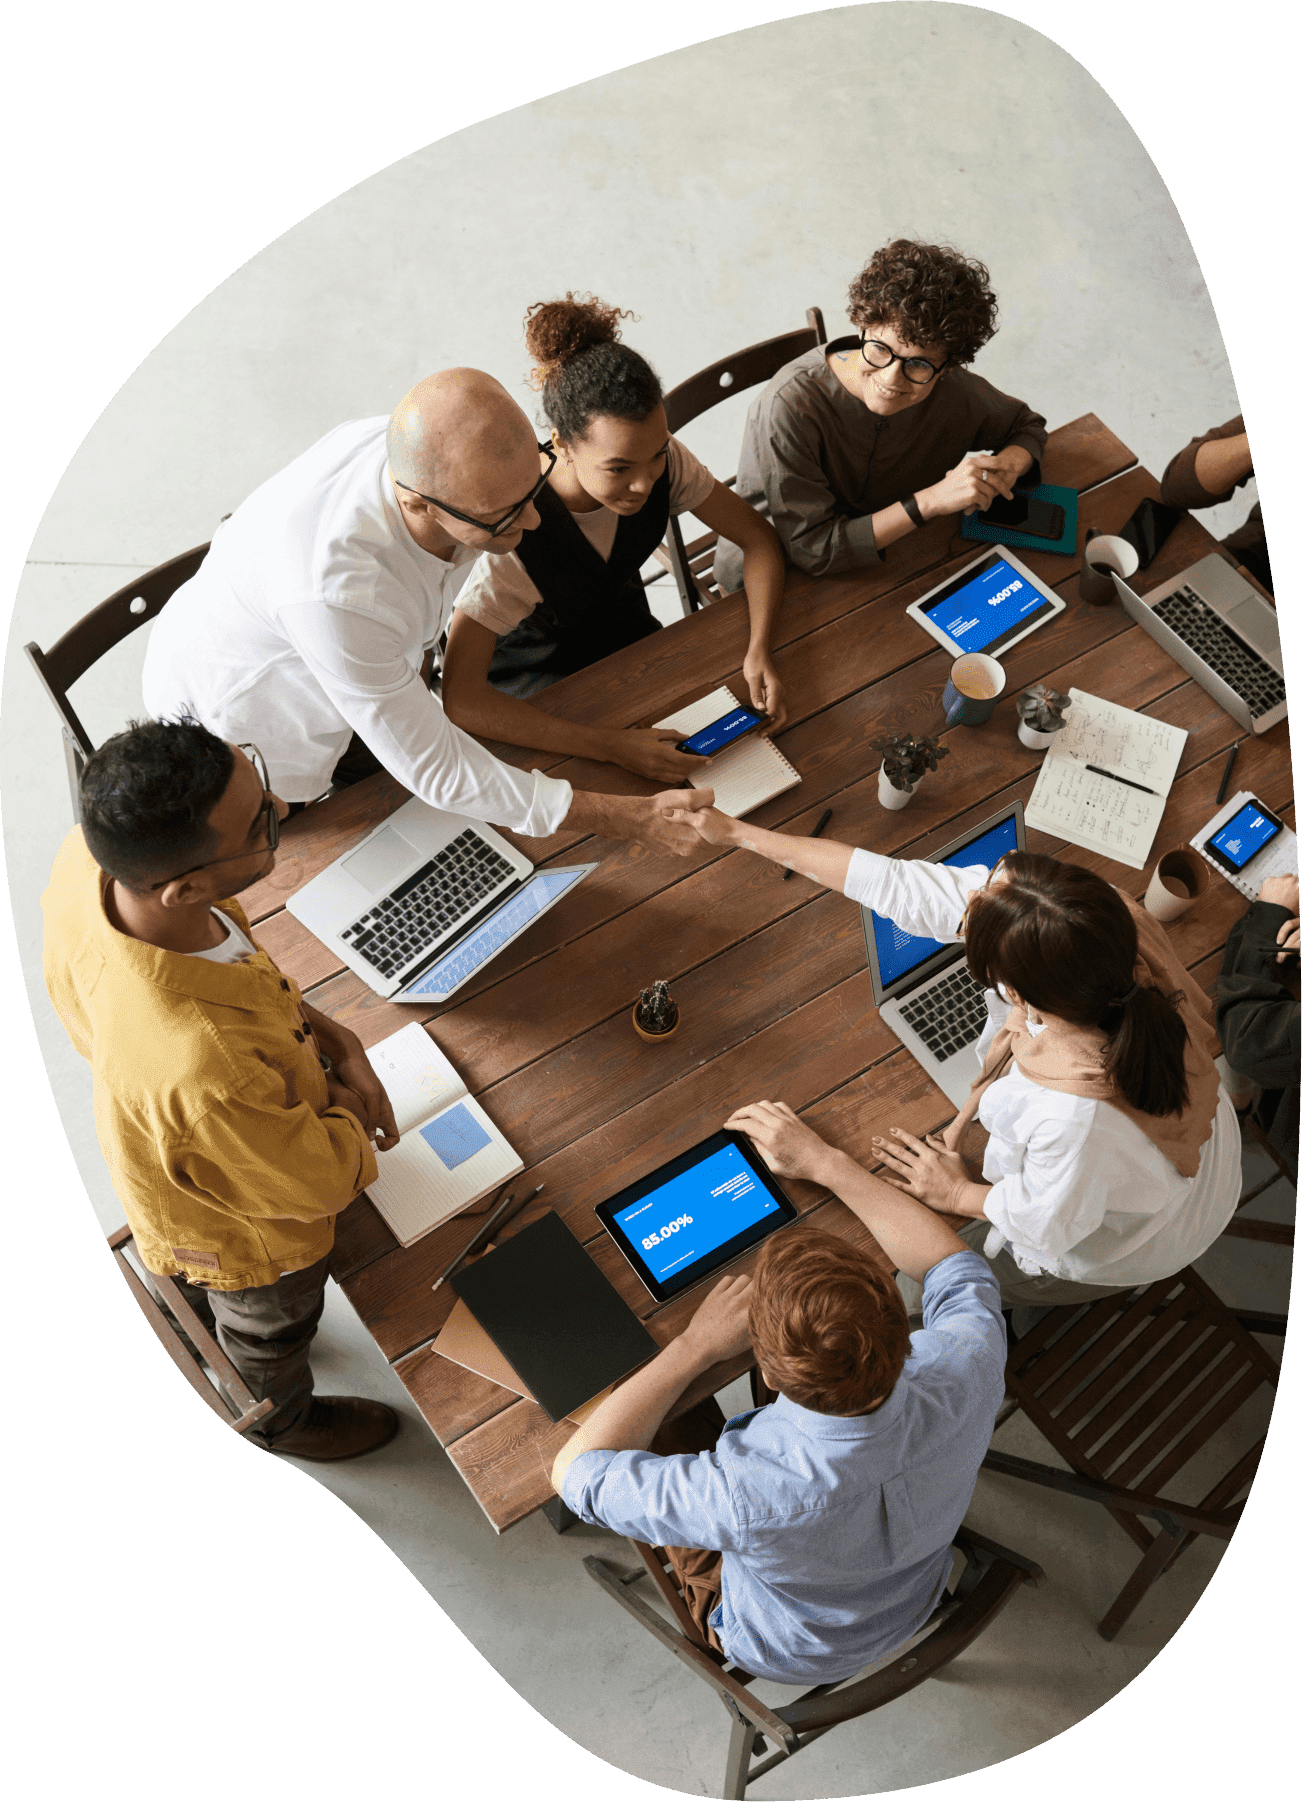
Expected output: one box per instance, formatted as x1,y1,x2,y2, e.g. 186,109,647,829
149,744,279,889
859,336,949,386
392,444,557,539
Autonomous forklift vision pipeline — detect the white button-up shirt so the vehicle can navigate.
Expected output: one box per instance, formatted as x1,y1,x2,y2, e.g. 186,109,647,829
142,417,573,834
845,847,1240,1285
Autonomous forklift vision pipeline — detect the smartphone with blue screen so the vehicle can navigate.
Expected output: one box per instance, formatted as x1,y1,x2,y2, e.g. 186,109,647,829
677,705,768,758
1205,799,1286,876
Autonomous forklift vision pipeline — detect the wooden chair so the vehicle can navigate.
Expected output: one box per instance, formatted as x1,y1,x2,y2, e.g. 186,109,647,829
108,1226,273,1436
983,1265,1280,1640
584,1524,1044,1799
657,307,827,614
25,542,210,820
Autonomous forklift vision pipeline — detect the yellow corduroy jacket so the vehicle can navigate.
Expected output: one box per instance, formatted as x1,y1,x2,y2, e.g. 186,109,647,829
42,828,378,1290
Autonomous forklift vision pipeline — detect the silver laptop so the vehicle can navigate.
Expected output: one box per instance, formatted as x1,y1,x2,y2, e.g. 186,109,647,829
861,802,1025,1109
287,797,596,1003
1113,552,1286,736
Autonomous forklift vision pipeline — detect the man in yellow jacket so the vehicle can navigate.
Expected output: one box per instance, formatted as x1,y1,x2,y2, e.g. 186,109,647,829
43,717,401,1460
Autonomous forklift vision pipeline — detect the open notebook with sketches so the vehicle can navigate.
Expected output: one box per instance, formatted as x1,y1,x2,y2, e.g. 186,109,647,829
1024,689,1188,870
655,685,800,817
361,1022,522,1247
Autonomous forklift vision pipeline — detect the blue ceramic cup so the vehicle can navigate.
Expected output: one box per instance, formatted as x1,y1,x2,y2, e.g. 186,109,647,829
943,652,1006,726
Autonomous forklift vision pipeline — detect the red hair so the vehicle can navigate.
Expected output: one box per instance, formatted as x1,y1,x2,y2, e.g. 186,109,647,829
749,1226,910,1416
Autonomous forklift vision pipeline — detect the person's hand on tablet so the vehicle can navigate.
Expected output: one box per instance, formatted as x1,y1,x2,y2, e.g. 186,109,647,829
726,1099,836,1185
680,1272,754,1365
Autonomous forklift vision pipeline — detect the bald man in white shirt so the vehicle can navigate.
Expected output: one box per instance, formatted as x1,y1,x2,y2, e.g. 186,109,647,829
143,370,710,853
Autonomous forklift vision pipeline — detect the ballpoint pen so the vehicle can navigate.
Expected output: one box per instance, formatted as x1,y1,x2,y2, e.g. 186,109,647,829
430,1182,546,1295
784,807,834,879
1215,742,1240,806
1086,764,1157,797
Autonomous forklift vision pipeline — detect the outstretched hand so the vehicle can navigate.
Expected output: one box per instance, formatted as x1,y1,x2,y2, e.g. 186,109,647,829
725,1099,834,1184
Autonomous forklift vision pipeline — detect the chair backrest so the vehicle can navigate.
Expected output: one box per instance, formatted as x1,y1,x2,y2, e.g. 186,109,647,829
24,542,209,817
107,1225,273,1436
586,1523,1042,1799
663,307,826,435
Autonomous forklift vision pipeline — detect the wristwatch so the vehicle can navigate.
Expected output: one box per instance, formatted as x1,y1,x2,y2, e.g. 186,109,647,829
901,493,924,529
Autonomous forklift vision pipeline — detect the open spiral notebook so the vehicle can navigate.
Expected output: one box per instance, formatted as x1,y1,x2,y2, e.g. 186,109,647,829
654,684,800,817
361,1023,522,1247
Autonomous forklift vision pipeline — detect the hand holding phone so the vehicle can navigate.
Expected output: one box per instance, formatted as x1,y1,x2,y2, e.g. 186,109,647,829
982,491,1067,542
677,705,769,759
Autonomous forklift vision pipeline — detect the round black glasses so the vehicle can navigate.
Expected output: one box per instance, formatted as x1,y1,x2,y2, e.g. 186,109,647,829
858,336,949,386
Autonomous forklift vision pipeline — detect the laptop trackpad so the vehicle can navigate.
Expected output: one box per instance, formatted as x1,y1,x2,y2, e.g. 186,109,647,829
1225,598,1280,660
342,826,422,896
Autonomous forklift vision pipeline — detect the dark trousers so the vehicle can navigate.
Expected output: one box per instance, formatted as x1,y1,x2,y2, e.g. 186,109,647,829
184,1255,331,1446
650,1397,729,1653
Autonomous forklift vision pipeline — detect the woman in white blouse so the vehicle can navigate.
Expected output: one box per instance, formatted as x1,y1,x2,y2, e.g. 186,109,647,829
442,293,788,786
686,806,1240,1314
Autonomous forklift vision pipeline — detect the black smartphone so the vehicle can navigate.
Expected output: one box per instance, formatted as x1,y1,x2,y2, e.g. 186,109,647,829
1203,798,1287,877
677,704,768,758
982,492,1066,541
1118,495,1182,569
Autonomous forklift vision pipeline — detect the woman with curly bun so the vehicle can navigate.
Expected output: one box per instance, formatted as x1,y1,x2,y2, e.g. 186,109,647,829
443,294,788,786
714,241,1048,591
682,804,1240,1319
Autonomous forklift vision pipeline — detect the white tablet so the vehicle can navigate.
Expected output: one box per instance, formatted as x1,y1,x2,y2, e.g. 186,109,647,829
905,546,1065,660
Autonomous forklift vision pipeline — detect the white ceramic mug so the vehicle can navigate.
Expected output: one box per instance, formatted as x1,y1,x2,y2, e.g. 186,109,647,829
1079,532,1140,606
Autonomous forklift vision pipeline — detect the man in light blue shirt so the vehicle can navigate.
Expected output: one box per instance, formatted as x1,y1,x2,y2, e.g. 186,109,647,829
552,1099,1006,1685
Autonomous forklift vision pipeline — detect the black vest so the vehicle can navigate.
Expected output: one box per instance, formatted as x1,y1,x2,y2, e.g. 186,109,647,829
493,470,669,682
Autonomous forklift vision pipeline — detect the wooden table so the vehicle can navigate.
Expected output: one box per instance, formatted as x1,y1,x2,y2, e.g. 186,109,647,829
240,415,1291,1533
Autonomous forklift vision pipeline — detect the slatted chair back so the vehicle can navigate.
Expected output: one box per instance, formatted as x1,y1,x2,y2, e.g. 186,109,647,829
984,1265,1279,1640
24,542,210,819
108,1225,273,1436
584,1524,1043,1799
657,308,826,614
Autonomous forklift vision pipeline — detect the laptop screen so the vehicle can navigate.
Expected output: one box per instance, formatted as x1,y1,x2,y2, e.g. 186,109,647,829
867,811,1022,993
919,553,1054,655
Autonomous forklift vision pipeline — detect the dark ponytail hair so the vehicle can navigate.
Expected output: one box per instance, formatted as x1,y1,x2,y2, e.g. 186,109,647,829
964,852,1191,1117
524,292,663,442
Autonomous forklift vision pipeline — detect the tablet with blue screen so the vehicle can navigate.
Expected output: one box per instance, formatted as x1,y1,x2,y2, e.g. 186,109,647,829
905,546,1064,660
595,1130,798,1302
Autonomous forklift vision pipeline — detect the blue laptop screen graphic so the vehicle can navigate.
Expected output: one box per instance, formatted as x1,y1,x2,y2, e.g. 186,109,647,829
400,868,587,999
924,557,1047,652
870,815,1021,990
419,1103,491,1171
1209,804,1281,871
613,1143,779,1285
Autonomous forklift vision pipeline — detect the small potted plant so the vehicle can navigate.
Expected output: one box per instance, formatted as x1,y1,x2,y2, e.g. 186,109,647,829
1016,683,1072,750
870,732,948,811
632,978,680,1043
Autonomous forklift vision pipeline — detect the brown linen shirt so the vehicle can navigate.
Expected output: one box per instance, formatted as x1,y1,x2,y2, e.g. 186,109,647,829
1160,413,1271,594
713,337,1047,589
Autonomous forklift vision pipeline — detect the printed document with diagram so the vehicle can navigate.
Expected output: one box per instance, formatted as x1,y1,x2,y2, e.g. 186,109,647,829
361,1022,522,1247
1024,689,1187,869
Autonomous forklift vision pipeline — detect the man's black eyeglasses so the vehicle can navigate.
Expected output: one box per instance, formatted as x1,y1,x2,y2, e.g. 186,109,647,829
149,744,279,889
393,444,558,538
859,336,949,386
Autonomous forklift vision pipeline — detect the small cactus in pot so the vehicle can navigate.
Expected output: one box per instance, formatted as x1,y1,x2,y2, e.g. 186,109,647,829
1016,684,1072,749
870,732,948,811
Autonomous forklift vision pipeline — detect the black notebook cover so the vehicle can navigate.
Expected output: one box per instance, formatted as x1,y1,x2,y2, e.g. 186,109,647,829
449,1210,659,1423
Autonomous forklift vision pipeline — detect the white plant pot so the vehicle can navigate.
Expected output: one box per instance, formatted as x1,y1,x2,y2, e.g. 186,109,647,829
878,764,916,810
1017,720,1061,750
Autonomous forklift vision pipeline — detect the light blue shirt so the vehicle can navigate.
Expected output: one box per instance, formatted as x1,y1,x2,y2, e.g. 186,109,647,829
562,1249,1006,1683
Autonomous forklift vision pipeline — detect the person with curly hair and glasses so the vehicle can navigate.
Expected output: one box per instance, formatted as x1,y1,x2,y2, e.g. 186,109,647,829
714,240,1048,589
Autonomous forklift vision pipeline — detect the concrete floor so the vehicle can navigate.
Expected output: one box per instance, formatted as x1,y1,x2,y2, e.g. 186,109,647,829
2,6,1292,1797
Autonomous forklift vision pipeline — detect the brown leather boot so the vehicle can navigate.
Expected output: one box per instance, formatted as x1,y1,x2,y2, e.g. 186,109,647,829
268,1397,399,1461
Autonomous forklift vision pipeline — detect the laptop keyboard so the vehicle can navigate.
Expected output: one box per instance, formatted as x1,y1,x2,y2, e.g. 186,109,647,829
898,966,988,1063
340,829,517,980
1151,586,1287,720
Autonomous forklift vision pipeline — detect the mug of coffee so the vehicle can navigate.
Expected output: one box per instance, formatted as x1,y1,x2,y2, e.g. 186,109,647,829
1079,531,1140,606
1144,844,1210,923
943,652,1006,726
